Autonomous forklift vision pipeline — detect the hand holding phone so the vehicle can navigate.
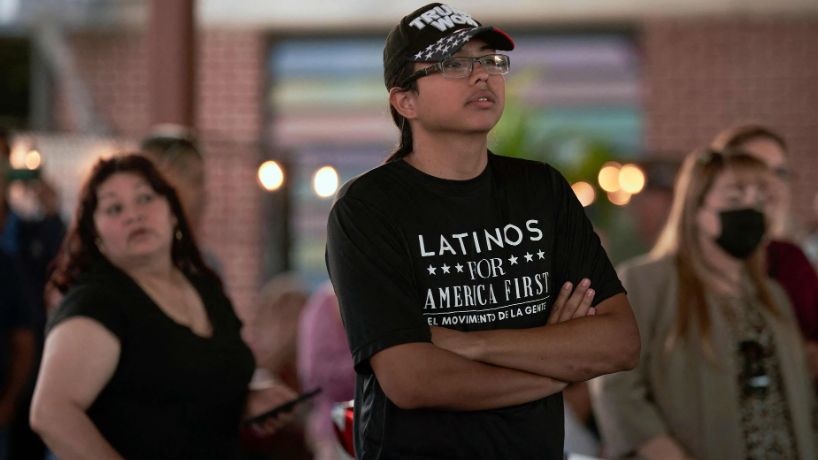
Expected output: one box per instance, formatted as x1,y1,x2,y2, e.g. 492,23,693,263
242,388,322,426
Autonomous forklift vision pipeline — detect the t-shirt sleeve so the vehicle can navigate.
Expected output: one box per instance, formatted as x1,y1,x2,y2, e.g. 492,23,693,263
548,166,625,305
48,284,126,340
326,194,431,374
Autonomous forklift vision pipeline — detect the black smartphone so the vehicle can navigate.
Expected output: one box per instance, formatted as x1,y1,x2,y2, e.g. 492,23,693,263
242,388,322,426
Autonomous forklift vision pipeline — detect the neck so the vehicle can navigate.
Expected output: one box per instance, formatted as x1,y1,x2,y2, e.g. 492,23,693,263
118,255,177,283
404,129,489,180
698,233,743,295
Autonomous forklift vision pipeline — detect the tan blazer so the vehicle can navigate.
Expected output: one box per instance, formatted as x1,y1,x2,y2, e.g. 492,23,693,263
590,255,817,460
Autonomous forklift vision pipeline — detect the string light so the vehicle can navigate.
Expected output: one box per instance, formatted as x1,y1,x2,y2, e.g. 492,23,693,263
313,165,339,198
571,181,596,207
258,161,285,191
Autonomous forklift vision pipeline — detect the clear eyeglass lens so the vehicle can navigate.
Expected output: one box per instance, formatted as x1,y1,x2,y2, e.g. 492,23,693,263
439,54,509,78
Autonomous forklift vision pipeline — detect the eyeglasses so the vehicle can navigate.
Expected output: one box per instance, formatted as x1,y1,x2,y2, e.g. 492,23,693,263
400,54,511,88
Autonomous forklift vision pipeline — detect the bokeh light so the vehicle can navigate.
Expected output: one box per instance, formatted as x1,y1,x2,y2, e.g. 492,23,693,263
24,149,42,170
258,160,285,191
597,162,621,193
618,163,646,194
313,165,339,198
607,189,632,206
571,181,596,207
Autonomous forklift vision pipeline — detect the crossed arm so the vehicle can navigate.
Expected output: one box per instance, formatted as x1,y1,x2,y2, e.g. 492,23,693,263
370,280,641,410
433,283,640,382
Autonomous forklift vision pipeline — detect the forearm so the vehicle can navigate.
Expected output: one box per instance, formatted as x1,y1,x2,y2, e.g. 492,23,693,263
450,294,640,381
638,435,693,460
372,342,566,411
30,401,123,460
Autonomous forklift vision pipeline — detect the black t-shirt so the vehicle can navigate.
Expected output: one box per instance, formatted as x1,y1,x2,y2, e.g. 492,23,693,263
326,153,624,460
48,261,255,459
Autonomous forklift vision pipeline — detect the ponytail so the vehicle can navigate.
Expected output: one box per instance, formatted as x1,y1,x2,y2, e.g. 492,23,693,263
383,62,418,163
385,117,413,163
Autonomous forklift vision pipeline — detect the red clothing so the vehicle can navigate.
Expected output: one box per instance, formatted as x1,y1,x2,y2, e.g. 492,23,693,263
767,240,818,342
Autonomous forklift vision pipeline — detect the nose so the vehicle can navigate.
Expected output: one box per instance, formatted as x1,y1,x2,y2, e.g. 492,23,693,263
744,186,768,209
470,60,490,84
123,205,144,224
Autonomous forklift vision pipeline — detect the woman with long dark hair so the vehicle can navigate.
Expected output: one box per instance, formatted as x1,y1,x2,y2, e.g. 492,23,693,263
29,154,292,459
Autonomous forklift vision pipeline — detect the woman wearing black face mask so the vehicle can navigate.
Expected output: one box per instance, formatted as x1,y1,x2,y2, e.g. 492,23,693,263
590,149,818,460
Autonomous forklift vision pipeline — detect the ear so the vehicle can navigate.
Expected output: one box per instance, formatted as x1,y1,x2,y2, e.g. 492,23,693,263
95,237,106,254
389,87,418,120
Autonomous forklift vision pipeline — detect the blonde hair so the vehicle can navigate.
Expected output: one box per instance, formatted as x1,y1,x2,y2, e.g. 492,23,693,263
651,149,779,354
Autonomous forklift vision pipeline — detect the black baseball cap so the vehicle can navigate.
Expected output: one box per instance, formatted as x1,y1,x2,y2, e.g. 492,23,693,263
383,3,514,88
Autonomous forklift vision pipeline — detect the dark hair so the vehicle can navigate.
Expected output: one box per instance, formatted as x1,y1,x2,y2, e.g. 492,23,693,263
384,61,419,163
48,154,220,293
711,124,788,154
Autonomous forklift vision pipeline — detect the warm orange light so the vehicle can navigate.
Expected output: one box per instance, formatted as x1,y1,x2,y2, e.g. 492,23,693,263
607,189,632,206
10,144,28,169
571,181,596,207
619,163,646,194
598,162,622,193
258,161,285,191
24,150,42,170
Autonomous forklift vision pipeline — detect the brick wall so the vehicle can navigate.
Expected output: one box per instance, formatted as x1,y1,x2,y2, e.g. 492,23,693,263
54,32,149,136
641,16,818,226
195,30,267,319
55,28,268,318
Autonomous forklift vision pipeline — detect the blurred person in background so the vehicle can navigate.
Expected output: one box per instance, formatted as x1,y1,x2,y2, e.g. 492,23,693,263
242,273,311,460
1,128,63,460
297,282,355,460
0,131,36,460
139,124,221,273
591,149,818,459
29,154,294,459
712,125,818,382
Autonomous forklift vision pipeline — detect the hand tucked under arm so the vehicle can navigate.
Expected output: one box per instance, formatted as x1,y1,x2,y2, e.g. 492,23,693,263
638,435,696,460
370,341,567,411
433,292,640,382
432,279,597,361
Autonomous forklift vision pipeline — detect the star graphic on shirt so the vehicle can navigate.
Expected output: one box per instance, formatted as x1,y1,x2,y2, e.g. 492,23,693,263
441,264,451,274
508,254,518,265
537,250,545,260
524,252,534,262
455,263,464,273
427,264,437,275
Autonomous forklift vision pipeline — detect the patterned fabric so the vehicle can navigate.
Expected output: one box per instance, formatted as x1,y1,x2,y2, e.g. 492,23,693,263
721,291,798,460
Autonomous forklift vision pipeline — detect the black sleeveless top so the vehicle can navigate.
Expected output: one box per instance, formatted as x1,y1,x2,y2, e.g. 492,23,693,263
49,261,255,459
